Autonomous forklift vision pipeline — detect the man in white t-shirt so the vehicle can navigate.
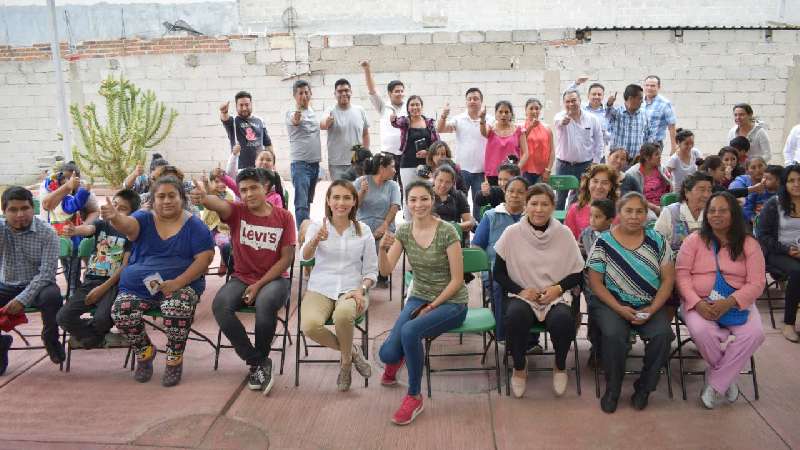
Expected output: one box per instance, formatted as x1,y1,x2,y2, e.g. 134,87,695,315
437,88,493,219
361,61,406,174
783,123,800,165
320,79,370,181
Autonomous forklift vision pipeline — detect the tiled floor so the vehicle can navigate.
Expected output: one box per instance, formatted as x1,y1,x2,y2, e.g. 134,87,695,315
1,182,798,449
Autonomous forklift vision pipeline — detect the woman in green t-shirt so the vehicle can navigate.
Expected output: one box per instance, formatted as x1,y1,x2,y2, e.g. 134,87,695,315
377,180,469,426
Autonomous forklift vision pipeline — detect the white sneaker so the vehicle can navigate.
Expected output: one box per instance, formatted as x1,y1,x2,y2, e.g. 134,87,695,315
552,369,568,397
700,384,718,409
725,383,739,403
511,360,528,398
782,325,799,342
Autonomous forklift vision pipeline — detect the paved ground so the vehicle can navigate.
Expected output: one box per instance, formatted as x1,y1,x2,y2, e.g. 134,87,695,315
1,182,799,449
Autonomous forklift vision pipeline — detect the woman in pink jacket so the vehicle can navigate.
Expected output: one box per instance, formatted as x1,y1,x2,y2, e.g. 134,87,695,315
675,191,765,409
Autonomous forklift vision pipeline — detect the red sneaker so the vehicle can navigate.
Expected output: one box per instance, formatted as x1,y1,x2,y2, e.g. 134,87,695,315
381,358,404,386
391,395,424,425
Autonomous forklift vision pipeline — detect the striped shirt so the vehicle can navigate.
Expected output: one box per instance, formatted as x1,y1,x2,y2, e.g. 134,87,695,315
644,95,676,143
606,106,653,159
586,228,672,307
0,217,59,306
396,220,469,304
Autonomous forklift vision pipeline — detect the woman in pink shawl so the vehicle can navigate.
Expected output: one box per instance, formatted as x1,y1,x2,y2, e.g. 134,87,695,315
494,183,584,399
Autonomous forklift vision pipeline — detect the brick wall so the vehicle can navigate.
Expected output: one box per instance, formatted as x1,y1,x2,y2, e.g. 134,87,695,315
1,29,799,185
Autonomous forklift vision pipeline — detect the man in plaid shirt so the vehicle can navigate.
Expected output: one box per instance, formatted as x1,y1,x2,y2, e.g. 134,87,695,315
605,84,654,160
644,75,678,155
0,186,63,375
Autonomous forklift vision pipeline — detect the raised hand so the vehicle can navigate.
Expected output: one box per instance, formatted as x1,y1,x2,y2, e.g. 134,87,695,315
67,175,81,192
219,101,229,115
134,164,144,176
479,106,487,121
292,110,302,125
380,230,395,251
481,177,491,196
606,92,617,109
232,144,241,156
189,177,207,206
360,60,370,69
313,217,329,245
100,197,118,221
442,102,450,119
575,75,590,85
325,112,335,128
360,178,369,194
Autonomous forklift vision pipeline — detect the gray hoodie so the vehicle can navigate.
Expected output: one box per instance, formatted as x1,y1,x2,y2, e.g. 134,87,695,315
728,121,771,163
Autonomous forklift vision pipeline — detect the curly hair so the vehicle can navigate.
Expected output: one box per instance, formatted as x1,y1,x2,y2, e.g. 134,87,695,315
577,164,619,208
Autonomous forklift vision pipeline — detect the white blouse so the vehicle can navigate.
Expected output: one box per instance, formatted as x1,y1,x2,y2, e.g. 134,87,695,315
302,219,378,300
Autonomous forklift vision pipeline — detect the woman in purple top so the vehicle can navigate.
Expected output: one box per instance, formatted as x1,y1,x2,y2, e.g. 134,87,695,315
104,176,214,387
390,95,440,192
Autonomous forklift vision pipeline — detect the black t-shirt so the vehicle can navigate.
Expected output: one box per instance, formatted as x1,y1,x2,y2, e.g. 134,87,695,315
401,127,431,169
84,220,132,281
434,190,470,222
222,115,272,169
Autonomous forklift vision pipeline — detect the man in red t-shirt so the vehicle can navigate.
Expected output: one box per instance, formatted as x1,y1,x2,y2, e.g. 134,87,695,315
190,168,295,395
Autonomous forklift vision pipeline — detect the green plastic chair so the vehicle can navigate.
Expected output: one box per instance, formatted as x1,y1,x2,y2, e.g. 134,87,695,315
548,175,580,192
423,247,501,398
548,175,580,222
77,237,96,258
294,257,369,387
660,192,679,208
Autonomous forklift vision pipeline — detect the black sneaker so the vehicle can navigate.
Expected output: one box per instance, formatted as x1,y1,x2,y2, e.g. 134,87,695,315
248,364,267,391
261,358,275,396
43,337,65,364
0,334,12,376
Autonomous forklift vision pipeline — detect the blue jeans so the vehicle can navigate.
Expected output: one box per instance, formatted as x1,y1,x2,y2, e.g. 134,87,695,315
461,170,485,220
379,296,467,396
290,161,319,229
554,159,592,210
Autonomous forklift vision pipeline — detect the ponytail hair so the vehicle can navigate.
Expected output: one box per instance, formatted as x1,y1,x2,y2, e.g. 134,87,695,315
362,151,395,175
255,168,286,208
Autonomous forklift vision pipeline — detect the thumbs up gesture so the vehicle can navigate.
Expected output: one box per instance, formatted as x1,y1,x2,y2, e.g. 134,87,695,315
481,177,491,196
479,106,487,121
359,177,369,194
100,197,118,221
190,177,208,206
325,112,335,128
313,217,329,246
380,230,396,251
442,102,450,119
219,101,230,114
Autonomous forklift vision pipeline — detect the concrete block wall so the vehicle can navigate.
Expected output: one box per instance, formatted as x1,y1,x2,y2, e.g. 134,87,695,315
1,28,800,185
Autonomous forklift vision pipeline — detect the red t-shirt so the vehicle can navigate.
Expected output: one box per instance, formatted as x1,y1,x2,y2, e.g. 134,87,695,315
223,202,296,285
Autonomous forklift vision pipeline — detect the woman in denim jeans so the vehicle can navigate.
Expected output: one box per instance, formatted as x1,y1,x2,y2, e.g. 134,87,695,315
377,181,469,426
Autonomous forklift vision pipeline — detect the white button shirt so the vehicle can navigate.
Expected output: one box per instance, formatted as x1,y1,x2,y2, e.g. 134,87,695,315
552,110,604,164
783,124,800,165
302,219,378,300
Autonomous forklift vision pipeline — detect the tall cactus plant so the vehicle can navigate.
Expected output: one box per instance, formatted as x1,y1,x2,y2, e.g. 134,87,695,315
70,76,178,186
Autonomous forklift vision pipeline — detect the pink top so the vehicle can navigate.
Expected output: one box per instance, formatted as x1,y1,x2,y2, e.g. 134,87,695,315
522,121,551,175
642,168,669,205
221,173,285,209
564,203,590,240
484,127,522,177
675,233,766,311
